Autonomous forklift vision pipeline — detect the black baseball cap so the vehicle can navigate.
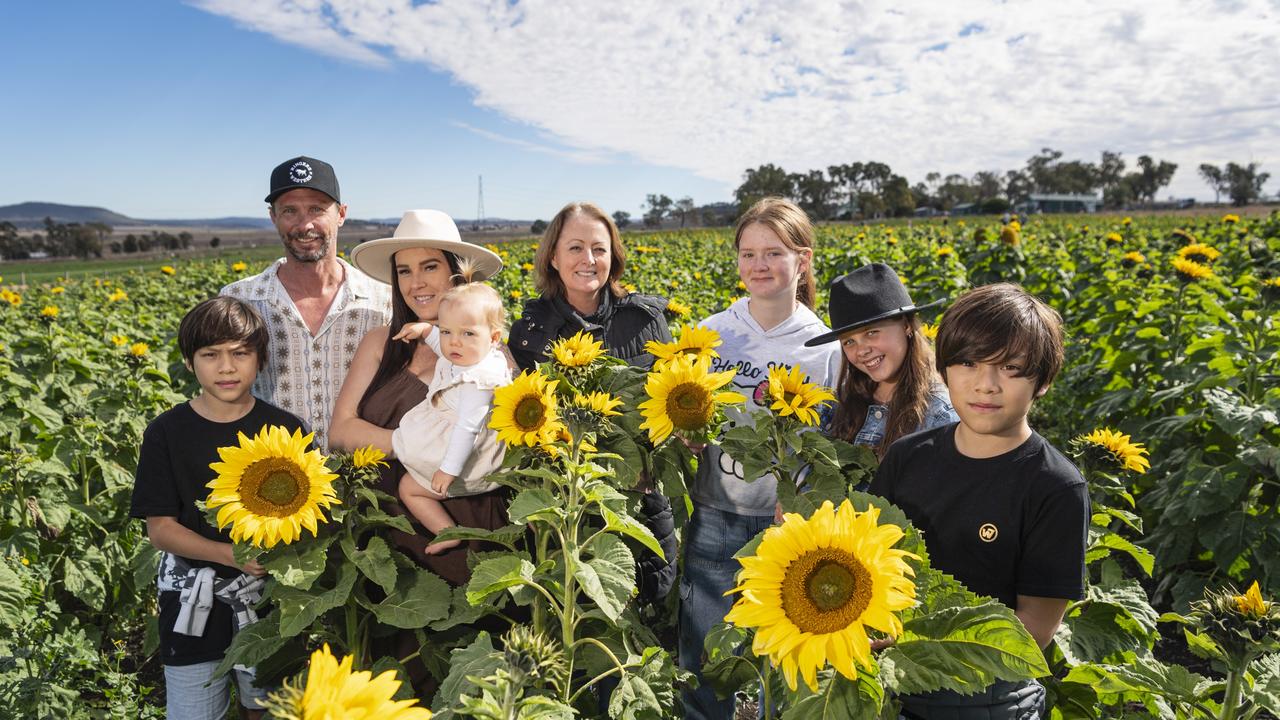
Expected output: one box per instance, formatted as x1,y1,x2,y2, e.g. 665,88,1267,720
265,156,341,204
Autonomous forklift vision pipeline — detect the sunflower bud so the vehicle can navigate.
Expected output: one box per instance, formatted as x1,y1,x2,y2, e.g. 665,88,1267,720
1189,582,1280,666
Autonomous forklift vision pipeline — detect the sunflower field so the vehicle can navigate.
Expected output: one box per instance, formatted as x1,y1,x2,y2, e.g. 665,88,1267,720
0,210,1278,718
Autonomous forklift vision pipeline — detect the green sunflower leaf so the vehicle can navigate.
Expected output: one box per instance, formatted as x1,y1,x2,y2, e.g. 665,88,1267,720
881,601,1049,695
575,533,635,622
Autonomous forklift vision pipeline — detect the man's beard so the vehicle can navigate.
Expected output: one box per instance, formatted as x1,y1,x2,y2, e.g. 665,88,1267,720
284,231,330,263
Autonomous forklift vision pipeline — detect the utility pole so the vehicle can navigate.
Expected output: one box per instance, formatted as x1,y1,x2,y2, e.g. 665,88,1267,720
473,175,485,232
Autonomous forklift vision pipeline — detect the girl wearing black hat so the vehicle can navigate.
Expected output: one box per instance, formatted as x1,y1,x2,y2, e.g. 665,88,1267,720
805,263,957,459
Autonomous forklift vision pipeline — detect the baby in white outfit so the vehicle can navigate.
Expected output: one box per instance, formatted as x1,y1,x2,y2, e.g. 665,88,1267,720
392,281,512,553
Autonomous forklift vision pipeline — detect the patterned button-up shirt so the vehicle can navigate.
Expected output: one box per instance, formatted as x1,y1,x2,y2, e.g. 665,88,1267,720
221,258,391,450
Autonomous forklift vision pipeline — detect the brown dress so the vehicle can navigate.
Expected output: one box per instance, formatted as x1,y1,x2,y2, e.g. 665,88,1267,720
358,369,508,587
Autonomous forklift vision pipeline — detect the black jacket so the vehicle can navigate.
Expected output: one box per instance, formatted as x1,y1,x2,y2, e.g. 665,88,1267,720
508,291,672,372
507,290,678,602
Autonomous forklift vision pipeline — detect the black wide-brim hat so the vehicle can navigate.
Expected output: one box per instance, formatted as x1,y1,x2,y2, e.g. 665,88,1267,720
804,262,945,347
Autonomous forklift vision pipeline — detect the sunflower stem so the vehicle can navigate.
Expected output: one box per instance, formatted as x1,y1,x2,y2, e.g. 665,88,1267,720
1220,668,1244,720
759,655,774,720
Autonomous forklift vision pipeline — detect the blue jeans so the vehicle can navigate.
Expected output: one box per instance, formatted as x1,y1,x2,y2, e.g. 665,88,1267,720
678,506,773,720
164,661,266,720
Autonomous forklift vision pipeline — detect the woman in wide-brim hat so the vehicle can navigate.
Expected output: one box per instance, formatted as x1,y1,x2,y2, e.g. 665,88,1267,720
805,262,957,458
328,210,507,689
332,209,507,578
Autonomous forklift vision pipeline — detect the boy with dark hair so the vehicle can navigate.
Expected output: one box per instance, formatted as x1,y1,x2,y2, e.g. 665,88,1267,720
130,296,305,720
870,283,1087,718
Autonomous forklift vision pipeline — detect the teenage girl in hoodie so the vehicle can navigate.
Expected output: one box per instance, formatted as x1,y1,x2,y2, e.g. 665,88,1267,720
677,198,842,720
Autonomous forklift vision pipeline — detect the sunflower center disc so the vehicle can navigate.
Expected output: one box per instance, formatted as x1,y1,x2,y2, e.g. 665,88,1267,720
667,382,713,431
781,548,874,634
807,561,855,612
240,458,310,517
515,395,546,430
259,471,300,507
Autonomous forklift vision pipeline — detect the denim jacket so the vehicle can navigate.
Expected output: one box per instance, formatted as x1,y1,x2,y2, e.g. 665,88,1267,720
854,385,958,448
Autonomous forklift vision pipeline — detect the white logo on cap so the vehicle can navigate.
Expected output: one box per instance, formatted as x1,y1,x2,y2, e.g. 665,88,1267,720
288,161,314,184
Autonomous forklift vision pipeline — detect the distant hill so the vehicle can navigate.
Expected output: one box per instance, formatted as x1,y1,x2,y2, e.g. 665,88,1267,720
0,202,530,231
0,202,137,227
0,202,276,230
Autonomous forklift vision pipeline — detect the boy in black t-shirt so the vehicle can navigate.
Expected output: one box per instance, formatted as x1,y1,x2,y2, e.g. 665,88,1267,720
870,283,1088,719
130,297,305,720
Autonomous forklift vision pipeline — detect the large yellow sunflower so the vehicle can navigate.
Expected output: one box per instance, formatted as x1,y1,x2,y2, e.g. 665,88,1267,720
549,330,605,368
638,354,744,444
206,426,339,549
1176,242,1222,264
1077,428,1150,474
263,644,432,720
725,500,918,691
766,365,834,427
490,370,566,446
645,324,723,371
1172,257,1213,282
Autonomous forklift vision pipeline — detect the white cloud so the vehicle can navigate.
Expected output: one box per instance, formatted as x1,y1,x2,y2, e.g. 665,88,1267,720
194,0,1279,199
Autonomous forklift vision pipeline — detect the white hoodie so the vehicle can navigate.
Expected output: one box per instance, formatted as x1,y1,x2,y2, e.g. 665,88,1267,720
692,298,842,516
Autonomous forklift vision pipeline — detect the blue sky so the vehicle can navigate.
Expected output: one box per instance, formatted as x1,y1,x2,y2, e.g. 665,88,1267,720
2,1,1275,221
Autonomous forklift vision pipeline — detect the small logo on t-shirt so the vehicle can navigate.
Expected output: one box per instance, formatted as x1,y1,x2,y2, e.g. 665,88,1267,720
978,523,999,542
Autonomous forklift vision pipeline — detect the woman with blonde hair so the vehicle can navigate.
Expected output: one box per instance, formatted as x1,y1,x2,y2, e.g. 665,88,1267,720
678,197,842,720
508,201,672,371
507,201,678,608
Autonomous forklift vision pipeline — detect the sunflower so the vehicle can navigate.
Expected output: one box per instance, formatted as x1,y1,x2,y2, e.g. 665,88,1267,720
232,261,248,272
549,330,605,368
571,391,624,417
646,324,723,370
129,342,150,357
110,334,129,347
206,425,339,549
352,446,388,468
1172,257,1213,282
160,265,176,276
40,305,59,320
1076,427,1150,474
1121,251,1146,267
725,500,917,691
1122,216,1133,226
936,245,955,259
263,644,432,720
1,289,20,306
638,354,744,444
999,225,1020,246
1176,242,1221,264
490,370,565,447
107,289,128,302
666,298,692,317
1235,581,1268,617
51,286,65,294
1104,232,1123,245
766,365,834,426
1222,213,1240,225
920,323,938,341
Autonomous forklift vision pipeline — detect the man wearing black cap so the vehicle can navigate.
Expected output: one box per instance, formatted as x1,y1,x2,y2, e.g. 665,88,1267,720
221,156,391,450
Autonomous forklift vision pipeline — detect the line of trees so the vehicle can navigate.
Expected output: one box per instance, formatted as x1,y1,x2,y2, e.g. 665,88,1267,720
634,150,1270,226
1197,162,1272,206
0,217,207,260
731,149,1187,220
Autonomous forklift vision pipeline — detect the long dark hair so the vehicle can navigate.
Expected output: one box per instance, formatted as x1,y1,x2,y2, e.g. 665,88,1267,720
357,249,462,416
829,315,937,458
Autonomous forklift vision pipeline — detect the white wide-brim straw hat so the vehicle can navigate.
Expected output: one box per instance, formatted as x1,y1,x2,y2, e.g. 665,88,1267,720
349,209,503,284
